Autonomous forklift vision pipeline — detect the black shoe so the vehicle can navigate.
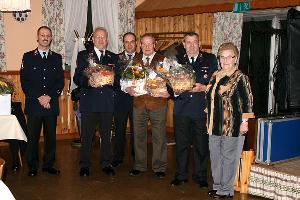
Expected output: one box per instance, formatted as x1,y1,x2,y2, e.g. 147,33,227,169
42,167,60,175
71,139,81,148
111,160,123,168
198,181,209,189
102,166,115,176
213,194,233,199
208,190,217,197
12,164,20,172
170,178,188,186
79,167,89,177
128,169,142,176
154,172,166,179
28,169,37,177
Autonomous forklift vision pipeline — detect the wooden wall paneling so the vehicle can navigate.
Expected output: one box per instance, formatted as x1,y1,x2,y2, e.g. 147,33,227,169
166,100,174,128
0,71,78,138
169,16,174,33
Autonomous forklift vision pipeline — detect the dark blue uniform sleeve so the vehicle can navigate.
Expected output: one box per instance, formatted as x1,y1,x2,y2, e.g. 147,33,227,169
73,51,90,88
20,54,39,98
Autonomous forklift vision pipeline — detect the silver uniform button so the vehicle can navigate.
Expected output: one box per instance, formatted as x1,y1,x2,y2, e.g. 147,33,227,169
190,94,193,98
44,69,46,71
44,77,46,79
43,85,46,88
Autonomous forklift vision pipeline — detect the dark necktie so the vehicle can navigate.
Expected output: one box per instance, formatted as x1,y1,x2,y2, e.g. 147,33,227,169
191,57,195,64
99,50,104,61
42,52,47,60
145,57,150,66
127,54,132,60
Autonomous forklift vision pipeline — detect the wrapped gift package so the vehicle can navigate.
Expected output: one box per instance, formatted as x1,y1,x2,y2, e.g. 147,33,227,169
0,94,11,115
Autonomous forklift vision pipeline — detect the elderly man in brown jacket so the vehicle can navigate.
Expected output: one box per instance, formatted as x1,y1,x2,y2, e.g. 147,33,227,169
125,33,170,179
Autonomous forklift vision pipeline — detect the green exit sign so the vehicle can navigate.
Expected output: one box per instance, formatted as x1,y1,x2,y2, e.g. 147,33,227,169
233,1,250,13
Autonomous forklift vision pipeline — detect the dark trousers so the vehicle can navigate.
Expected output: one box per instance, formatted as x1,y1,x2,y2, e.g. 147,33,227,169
9,102,28,166
173,115,209,182
113,105,133,162
26,115,57,170
9,140,21,166
80,112,113,168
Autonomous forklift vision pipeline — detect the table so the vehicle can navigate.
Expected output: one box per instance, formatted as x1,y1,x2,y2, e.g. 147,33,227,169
0,115,27,167
0,115,27,141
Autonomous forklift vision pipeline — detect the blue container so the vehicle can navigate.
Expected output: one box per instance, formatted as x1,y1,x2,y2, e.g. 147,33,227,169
256,117,300,165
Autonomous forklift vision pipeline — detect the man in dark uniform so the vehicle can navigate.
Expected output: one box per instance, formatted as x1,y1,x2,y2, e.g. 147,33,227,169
111,32,137,167
73,27,118,177
171,32,218,187
20,26,64,177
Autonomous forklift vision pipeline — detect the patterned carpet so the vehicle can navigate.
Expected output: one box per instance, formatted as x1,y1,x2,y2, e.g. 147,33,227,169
268,157,300,176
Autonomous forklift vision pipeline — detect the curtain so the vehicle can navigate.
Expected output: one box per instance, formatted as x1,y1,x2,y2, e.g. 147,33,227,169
239,21,272,116
69,38,85,92
91,0,119,53
286,8,300,112
212,12,243,57
0,13,6,71
42,0,65,62
64,0,88,65
118,0,135,52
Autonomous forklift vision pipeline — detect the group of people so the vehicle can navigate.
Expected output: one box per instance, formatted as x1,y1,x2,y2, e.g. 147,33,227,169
19,25,254,199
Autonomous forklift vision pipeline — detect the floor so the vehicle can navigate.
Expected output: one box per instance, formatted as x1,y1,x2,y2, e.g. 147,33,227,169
0,135,267,200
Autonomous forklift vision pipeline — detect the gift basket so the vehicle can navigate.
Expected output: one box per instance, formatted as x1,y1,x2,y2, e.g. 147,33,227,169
121,63,147,95
146,74,167,97
145,61,169,96
168,62,196,95
84,58,114,87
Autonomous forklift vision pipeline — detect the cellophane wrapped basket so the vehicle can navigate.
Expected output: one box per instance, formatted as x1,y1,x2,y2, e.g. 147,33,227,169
121,63,147,95
84,59,114,87
169,64,195,95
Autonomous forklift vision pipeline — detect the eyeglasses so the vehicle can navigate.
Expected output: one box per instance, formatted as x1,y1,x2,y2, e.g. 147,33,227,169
219,55,236,61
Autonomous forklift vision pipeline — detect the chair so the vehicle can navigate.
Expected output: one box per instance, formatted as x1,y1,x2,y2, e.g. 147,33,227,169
0,158,5,180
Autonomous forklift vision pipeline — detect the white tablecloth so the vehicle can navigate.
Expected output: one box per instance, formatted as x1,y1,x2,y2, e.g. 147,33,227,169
0,115,27,141
0,180,15,200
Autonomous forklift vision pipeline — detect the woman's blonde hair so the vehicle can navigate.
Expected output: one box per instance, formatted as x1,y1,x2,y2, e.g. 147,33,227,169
217,42,239,59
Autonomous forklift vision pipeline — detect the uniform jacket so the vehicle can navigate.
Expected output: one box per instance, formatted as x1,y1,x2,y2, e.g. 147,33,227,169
132,53,168,110
20,48,64,116
114,51,136,112
174,51,218,119
206,69,254,137
73,48,118,113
